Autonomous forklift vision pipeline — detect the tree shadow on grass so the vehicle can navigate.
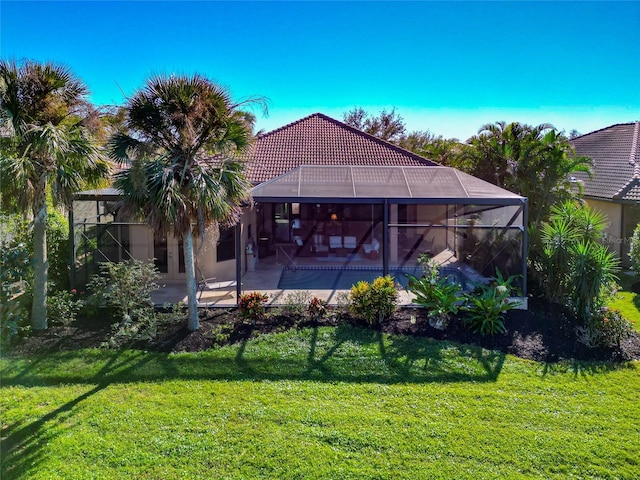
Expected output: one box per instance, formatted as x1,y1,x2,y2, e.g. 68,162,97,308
1,350,157,479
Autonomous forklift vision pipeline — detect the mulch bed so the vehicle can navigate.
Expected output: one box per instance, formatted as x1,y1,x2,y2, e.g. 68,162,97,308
7,298,640,363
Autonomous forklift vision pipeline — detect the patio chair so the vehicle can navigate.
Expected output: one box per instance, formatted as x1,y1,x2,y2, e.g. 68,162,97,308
196,266,238,302
363,238,380,259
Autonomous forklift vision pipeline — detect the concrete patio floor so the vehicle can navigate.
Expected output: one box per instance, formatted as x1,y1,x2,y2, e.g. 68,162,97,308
151,255,416,308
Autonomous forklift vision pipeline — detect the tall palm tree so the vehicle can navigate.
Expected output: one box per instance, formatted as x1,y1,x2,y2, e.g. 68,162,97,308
110,74,261,331
0,59,109,331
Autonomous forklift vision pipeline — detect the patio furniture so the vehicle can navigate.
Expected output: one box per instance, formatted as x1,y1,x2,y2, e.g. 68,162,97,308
343,235,358,252
313,234,329,256
197,266,238,301
363,238,380,259
329,235,343,251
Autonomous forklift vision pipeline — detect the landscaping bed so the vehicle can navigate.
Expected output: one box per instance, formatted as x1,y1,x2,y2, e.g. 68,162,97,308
8,298,640,362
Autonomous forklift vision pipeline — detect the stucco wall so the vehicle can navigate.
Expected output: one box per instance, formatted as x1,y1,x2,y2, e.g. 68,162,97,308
584,198,623,258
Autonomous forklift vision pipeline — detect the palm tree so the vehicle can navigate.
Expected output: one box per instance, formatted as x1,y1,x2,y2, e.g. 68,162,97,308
0,60,109,331
467,121,591,225
110,74,262,331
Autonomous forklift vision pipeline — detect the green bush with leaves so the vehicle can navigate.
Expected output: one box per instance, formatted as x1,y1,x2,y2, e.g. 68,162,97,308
47,288,84,327
87,260,162,348
281,290,312,321
462,271,521,335
238,292,269,321
539,201,620,323
576,308,635,348
628,223,640,273
407,258,462,329
350,275,398,324
0,239,31,348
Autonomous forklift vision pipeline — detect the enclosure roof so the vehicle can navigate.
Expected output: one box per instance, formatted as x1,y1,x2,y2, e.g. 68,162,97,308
251,165,524,204
73,187,121,201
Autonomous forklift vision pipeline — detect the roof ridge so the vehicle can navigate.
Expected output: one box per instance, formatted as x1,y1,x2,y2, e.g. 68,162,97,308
629,122,640,177
311,113,440,166
572,121,638,140
254,112,322,139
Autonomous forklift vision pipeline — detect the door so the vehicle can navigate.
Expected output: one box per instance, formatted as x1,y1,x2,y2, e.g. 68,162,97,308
154,233,185,281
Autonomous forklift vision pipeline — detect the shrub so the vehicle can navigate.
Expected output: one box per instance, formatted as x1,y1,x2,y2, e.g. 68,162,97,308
87,260,160,320
629,223,640,272
539,201,619,323
463,271,521,335
281,290,312,321
238,292,269,321
0,239,31,348
47,288,84,327
87,260,162,348
46,207,71,290
307,296,327,321
350,275,398,324
407,258,462,330
576,309,635,348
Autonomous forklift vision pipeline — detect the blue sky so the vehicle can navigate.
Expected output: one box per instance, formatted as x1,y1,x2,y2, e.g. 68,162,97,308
2,1,639,140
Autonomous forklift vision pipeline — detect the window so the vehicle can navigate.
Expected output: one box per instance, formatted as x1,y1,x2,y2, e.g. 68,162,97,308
217,227,236,262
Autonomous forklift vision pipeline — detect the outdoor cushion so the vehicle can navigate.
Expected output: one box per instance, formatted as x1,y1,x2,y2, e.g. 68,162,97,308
363,238,380,254
329,236,342,249
343,236,357,249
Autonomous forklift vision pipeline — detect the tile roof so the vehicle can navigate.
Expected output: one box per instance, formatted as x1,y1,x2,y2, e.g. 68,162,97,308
243,113,438,184
571,122,640,201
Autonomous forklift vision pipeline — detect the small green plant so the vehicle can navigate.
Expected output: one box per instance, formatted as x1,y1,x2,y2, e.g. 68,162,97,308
407,258,462,330
207,323,235,346
307,296,327,322
238,292,269,321
349,275,398,324
462,271,521,335
47,288,84,327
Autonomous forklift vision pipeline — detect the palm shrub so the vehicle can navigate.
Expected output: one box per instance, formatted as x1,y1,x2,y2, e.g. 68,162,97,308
569,240,619,323
350,275,398,324
540,201,620,324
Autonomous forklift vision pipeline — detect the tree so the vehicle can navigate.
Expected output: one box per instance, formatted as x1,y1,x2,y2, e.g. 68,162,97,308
110,74,262,331
0,60,109,331
466,121,592,226
343,107,406,143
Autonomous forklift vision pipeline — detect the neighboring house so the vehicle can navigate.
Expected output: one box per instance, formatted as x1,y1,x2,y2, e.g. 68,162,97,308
571,122,640,265
72,113,528,296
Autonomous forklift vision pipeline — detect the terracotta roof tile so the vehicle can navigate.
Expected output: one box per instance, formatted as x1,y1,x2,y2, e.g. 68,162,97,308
571,122,640,200
242,113,438,184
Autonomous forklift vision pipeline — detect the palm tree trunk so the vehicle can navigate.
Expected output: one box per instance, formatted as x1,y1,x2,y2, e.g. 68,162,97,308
31,173,48,331
183,226,199,331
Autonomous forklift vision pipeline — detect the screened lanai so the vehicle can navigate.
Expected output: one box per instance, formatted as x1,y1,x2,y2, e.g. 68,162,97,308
251,165,528,294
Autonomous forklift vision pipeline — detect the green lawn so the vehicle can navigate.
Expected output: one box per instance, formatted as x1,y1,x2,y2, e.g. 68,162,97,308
2,325,639,479
611,271,640,331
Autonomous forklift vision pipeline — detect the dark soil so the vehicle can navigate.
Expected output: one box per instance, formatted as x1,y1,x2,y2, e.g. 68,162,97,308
7,298,640,363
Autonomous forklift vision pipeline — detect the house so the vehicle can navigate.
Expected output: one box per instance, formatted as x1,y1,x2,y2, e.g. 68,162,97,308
571,122,640,265
71,113,528,300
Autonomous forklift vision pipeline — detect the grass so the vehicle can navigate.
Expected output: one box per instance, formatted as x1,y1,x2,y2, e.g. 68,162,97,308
1,325,639,479
610,270,640,331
